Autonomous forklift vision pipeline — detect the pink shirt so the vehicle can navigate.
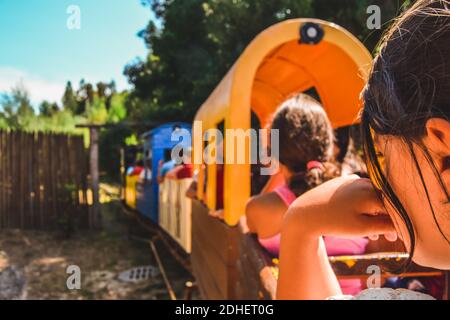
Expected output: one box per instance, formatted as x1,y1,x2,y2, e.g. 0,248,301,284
257,184,369,295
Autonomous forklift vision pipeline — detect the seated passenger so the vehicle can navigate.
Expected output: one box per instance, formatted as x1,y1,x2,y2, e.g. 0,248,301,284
139,166,152,181
138,157,153,182
185,141,224,219
157,149,176,184
128,160,144,176
245,93,368,295
126,166,134,176
186,166,202,200
167,147,193,180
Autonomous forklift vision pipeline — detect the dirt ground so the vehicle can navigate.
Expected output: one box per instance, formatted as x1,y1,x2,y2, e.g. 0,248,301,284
0,184,195,300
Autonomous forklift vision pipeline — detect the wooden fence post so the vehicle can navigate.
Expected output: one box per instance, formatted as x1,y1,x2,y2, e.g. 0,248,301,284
89,127,101,229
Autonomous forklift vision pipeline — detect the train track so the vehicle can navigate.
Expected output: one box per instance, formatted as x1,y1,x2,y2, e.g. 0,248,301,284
121,202,196,300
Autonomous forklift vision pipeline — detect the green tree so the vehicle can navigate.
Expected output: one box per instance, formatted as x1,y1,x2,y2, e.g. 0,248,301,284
125,0,412,128
107,92,127,123
86,96,108,124
0,113,8,129
309,0,403,51
62,81,77,113
96,82,107,98
74,79,95,115
39,100,59,117
124,0,219,126
203,0,314,74
0,84,35,129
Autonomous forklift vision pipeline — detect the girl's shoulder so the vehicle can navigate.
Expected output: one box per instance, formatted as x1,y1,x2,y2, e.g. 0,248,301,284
327,288,435,300
248,191,286,209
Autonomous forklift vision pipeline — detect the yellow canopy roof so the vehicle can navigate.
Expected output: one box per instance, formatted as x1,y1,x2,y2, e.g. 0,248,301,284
193,18,373,226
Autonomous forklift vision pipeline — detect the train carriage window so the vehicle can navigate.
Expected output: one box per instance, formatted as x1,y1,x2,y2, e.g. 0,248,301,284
199,121,225,211
157,148,176,184
215,121,225,210
144,149,152,170
336,124,368,178
335,126,350,162
250,111,270,195
302,87,321,103
202,140,208,196
163,149,172,162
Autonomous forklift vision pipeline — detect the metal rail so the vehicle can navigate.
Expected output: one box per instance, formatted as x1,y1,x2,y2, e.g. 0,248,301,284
149,238,177,300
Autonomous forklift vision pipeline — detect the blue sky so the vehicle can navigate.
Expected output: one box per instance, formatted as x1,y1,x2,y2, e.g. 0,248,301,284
0,0,154,106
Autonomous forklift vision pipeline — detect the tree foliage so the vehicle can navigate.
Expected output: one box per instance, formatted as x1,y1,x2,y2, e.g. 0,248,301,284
124,0,410,128
0,81,128,132
0,80,130,180
1,1,414,181
0,84,35,130
62,81,77,113
125,0,219,125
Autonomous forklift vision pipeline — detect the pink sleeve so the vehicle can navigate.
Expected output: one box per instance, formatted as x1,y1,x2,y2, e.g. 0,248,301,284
273,185,297,206
324,236,369,256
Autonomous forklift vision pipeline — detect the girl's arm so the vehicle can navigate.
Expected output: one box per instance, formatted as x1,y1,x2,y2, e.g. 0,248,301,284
277,175,397,300
185,181,198,199
277,215,341,299
166,165,182,179
245,192,287,237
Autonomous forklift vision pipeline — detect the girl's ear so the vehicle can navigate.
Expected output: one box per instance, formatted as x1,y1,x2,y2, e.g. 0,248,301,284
425,118,450,191
425,118,450,153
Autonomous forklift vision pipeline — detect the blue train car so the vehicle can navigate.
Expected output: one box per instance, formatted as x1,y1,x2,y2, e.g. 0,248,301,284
136,122,192,222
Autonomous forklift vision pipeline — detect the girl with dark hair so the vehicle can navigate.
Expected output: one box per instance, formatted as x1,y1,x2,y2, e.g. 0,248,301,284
245,93,369,295
277,0,450,300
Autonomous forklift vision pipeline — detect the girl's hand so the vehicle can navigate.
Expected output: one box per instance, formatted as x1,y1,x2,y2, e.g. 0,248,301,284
284,175,397,240
208,209,224,220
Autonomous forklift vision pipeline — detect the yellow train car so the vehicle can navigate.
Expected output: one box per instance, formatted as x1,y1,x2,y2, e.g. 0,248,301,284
189,18,447,300
191,18,373,300
125,175,139,209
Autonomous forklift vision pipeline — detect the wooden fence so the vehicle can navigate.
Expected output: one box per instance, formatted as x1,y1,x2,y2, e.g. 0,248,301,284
0,130,90,230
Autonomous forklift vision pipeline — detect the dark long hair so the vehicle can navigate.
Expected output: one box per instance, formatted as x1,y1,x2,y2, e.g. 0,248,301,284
271,94,338,196
361,0,450,268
